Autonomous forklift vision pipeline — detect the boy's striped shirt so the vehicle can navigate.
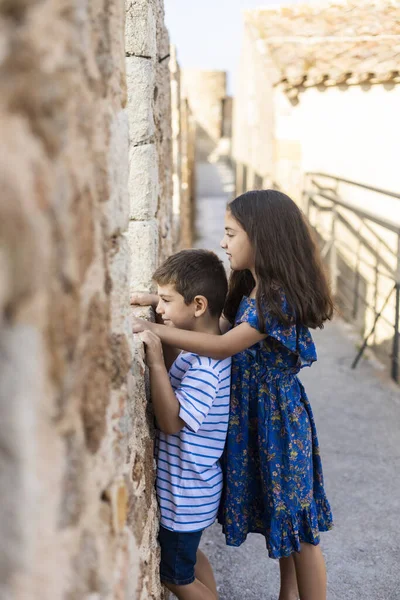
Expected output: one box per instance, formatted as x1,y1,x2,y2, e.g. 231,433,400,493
156,352,231,532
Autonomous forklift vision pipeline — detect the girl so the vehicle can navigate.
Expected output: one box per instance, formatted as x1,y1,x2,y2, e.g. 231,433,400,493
133,190,334,600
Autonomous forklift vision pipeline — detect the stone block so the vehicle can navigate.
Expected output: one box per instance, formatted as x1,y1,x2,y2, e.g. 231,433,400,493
110,333,131,391
125,0,157,58
58,431,85,529
66,531,104,598
126,57,155,144
182,70,227,142
80,295,112,454
127,220,158,291
0,325,43,586
155,2,170,59
109,233,131,334
104,109,130,236
129,143,159,220
103,476,128,534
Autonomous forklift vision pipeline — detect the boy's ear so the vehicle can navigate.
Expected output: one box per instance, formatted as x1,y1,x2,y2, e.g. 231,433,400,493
193,295,208,317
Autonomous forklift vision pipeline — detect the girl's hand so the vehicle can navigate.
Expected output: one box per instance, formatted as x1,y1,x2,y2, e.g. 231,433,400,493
132,317,156,333
130,292,159,308
139,331,164,368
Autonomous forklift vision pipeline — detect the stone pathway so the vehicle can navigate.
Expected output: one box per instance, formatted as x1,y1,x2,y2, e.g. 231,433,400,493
193,158,400,600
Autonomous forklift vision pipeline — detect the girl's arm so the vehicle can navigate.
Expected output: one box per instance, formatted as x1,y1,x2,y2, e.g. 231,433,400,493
132,318,267,360
130,292,159,308
131,292,180,369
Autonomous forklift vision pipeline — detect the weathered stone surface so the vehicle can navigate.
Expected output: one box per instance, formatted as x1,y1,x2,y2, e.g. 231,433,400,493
0,0,195,598
182,70,227,143
65,531,105,599
0,325,42,596
108,232,131,337
127,220,159,291
80,295,112,454
125,0,157,58
155,1,170,60
102,476,129,534
58,431,85,529
0,0,140,593
129,143,159,220
0,117,50,321
110,333,132,390
126,56,156,144
153,20,173,264
105,109,130,237
169,45,183,251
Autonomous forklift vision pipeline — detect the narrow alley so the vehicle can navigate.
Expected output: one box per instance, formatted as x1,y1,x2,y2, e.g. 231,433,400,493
1,1,399,599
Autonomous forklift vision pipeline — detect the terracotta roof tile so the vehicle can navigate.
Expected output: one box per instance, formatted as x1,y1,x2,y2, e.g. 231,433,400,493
245,1,400,94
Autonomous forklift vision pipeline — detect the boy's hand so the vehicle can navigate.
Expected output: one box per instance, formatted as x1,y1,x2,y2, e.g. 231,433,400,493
132,317,156,333
139,331,164,368
130,292,159,308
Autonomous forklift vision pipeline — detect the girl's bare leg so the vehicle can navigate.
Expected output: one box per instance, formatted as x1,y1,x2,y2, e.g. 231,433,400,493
279,555,299,600
292,543,327,600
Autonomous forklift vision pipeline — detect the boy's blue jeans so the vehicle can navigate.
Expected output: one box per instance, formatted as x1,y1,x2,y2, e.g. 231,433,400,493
158,525,203,586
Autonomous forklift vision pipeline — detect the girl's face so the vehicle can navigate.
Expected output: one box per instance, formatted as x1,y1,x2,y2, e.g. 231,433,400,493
220,210,255,271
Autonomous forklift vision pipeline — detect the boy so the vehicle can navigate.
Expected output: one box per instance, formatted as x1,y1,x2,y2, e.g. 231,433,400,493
132,249,231,600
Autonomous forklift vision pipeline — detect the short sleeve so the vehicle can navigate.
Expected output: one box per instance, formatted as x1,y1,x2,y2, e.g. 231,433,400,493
236,293,316,365
175,362,219,432
236,301,261,331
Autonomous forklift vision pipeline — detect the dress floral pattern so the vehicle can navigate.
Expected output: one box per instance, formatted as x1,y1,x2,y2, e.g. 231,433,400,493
218,294,333,559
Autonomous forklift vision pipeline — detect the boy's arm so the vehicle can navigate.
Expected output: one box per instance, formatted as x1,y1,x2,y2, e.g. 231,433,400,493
131,292,181,369
139,331,185,435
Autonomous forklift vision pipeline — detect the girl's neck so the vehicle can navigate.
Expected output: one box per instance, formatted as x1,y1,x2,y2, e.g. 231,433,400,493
249,267,258,298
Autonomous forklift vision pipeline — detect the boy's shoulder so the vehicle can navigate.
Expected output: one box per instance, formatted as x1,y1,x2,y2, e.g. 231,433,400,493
172,352,231,374
170,352,231,380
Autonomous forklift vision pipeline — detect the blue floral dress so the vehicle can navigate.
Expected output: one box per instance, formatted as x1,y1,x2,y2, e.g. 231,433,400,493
218,294,333,559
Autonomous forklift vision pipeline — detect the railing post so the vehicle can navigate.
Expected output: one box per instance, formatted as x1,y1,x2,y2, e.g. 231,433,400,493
392,234,400,382
373,243,380,345
330,206,338,296
353,230,363,320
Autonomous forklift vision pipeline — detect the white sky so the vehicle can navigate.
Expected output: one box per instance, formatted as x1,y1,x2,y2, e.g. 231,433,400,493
164,0,304,93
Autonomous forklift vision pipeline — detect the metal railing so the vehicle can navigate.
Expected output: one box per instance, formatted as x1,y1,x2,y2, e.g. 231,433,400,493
303,173,400,382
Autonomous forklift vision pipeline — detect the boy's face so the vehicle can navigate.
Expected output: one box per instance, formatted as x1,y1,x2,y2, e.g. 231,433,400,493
156,283,195,330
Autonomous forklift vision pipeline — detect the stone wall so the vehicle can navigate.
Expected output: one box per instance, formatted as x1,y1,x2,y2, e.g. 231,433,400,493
0,1,193,599
126,1,175,596
127,0,173,293
182,70,226,143
182,69,232,164
0,0,136,596
170,48,196,249
179,96,196,248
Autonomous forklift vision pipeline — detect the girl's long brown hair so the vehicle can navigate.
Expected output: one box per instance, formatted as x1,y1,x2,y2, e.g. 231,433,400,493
224,190,334,329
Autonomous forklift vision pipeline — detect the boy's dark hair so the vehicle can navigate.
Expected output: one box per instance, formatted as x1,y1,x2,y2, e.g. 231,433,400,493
153,249,227,317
